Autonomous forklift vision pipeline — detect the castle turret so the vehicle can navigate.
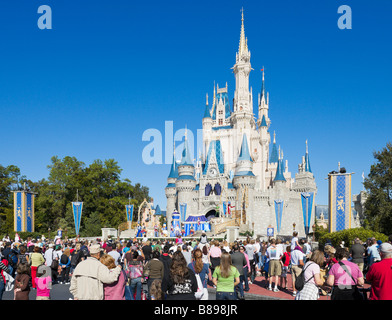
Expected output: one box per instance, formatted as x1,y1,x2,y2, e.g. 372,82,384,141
176,130,196,220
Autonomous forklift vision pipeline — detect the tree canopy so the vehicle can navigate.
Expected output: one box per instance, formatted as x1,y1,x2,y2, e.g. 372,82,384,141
0,156,150,237
363,142,392,235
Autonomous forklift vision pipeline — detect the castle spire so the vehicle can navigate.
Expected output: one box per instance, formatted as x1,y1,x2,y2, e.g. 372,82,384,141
304,140,312,173
239,7,248,56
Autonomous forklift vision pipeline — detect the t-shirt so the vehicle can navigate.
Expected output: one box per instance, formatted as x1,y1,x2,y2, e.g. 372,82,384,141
367,245,381,262
35,276,51,297
212,265,240,293
291,249,305,266
245,244,255,260
303,261,320,285
291,237,299,251
328,260,363,286
266,245,282,260
366,258,392,300
349,243,365,264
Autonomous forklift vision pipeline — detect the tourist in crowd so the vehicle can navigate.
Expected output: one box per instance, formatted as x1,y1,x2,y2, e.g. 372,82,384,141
99,254,126,300
125,250,144,300
349,238,366,273
162,251,198,300
295,250,326,300
0,257,10,300
290,243,305,296
30,245,45,289
212,252,240,300
35,264,52,300
239,245,250,291
145,250,164,299
266,238,283,292
69,244,122,300
367,237,381,268
188,248,209,300
14,263,31,300
208,240,222,279
366,242,392,300
230,244,246,299
59,248,71,284
326,247,364,300
279,245,291,290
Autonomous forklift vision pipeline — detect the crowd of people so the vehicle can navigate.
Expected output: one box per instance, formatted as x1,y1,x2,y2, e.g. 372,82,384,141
0,231,392,301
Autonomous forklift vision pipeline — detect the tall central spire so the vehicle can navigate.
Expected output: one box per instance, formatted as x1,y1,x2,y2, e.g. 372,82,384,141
238,8,248,56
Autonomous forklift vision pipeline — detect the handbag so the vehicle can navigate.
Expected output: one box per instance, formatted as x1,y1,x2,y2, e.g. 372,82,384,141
194,273,204,299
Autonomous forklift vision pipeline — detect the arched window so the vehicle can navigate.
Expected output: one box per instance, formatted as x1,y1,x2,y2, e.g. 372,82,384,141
214,183,221,196
205,183,212,196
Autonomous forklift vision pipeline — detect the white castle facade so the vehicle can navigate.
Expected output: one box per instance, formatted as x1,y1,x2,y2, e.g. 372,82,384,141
165,13,317,238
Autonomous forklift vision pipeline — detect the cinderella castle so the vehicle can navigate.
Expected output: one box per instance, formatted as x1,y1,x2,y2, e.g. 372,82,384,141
164,11,317,239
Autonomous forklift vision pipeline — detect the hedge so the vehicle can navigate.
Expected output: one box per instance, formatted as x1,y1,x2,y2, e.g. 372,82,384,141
317,227,388,248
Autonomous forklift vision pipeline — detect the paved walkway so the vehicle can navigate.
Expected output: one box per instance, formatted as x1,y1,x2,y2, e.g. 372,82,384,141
209,272,371,301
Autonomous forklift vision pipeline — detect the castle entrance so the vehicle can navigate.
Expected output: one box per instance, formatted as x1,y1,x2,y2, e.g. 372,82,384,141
205,209,218,221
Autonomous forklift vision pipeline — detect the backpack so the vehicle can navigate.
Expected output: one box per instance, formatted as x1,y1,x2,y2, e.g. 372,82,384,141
8,251,18,267
295,262,315,291
60,254,68,265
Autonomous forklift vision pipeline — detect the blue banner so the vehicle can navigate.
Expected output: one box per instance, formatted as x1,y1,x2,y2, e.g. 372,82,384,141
335,175,347,231
15,192,23,232
179,203,187,223
274,200,284,233
72,202,83,236
301,192,314,235
126,204,134,222
26,193,33,232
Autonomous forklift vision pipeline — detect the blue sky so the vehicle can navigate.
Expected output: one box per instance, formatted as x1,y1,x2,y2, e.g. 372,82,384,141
0,0,391,211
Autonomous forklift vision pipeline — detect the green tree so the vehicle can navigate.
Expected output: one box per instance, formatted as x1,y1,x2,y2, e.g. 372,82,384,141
363,142,392,235
0,164,25,234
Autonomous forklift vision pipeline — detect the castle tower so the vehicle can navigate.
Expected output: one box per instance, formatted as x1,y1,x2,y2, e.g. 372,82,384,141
231,9,255,131
176,130,196,221
165,147,178,228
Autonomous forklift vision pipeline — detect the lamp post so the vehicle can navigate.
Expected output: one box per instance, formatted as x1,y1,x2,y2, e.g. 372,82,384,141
48,227,51,241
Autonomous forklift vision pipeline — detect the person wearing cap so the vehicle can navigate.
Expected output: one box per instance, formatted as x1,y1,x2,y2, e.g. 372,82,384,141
69,244,122,300
366,242,392,300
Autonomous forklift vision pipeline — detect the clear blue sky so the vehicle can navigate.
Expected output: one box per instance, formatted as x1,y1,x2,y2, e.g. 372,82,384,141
0,0,391,211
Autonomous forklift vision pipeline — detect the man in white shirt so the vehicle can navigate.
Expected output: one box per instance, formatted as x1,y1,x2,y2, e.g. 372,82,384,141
266,238,283,292
290,245,305,296
107,243,121,266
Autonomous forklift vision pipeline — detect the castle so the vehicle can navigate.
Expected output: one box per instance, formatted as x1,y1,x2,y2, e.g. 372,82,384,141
164,11,317,238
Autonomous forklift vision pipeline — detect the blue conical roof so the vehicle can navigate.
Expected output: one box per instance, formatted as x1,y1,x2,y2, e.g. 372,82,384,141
179,138,194,166
203,104,211,118
274,151,286,182
270,142,279,163
305,152,312,173
168,154,178,179
260,114,267,127
237,134,253,162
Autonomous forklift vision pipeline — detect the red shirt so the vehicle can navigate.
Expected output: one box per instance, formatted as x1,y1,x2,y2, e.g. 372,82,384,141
366,258,392,300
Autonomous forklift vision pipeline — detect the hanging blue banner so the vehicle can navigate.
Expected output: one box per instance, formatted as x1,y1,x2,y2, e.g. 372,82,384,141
274,200,284,233
126,204,134,222
72,201,83,236
15,192,23,232
301,192,314,235
179,203,187,223
26,193,33,232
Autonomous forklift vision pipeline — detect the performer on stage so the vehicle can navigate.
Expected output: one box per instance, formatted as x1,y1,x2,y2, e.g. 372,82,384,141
136,223,142,237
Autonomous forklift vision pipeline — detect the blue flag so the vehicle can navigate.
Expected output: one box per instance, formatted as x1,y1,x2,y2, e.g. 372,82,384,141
72,202,83,236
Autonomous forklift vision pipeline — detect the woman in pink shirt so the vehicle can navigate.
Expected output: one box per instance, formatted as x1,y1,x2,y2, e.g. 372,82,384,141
326,247,364,300
100,254,126,300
